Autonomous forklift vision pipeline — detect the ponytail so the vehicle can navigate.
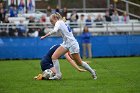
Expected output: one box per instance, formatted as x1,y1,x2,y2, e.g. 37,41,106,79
62,17,66,22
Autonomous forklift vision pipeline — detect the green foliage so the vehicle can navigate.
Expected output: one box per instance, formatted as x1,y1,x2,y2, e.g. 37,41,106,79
0,57,140,93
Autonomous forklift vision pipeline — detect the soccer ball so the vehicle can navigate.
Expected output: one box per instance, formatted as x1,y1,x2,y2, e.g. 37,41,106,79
42,69,53,79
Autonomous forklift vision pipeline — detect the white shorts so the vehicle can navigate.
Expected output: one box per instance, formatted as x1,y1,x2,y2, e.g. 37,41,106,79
61,41,80,54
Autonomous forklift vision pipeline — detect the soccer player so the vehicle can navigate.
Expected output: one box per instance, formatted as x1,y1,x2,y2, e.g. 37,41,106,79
40,13,97,79
34,44,86,80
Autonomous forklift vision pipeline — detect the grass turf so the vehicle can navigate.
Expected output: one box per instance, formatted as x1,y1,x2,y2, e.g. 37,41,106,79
0,57,140,93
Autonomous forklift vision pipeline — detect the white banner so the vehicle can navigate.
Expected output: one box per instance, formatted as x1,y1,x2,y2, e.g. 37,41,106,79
8,0,16,6
17,0,26,6
17,0,26,13
27,0,35,13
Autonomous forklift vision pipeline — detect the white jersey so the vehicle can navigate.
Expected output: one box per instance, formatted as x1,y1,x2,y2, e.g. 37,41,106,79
51,20,77,47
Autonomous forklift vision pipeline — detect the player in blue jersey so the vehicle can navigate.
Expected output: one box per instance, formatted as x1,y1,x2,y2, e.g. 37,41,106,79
34,45,86,80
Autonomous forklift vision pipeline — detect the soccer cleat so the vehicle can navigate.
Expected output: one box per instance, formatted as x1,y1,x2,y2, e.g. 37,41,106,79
92,75,97,80
92,69,97,80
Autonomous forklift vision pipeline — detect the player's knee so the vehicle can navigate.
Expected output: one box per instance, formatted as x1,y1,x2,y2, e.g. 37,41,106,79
51,55,57,60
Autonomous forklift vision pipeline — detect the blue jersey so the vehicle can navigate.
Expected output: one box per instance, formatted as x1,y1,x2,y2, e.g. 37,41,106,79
45,45,60,58
81,32,92,44
40,45,60,71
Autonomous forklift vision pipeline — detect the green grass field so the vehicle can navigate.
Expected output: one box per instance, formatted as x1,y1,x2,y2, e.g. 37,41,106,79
0,57,140,93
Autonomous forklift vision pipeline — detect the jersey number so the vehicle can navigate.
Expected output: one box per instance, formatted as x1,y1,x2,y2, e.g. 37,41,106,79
65,24,72,32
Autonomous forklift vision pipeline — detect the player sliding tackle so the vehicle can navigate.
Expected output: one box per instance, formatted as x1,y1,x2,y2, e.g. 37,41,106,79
34,45,86,80
40,12,97,80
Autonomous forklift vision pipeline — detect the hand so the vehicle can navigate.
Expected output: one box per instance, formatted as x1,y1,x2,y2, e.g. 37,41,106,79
40,36,46,40
78,69,87,72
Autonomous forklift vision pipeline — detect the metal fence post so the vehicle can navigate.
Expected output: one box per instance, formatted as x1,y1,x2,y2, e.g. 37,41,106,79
58,0,61,9
132,22,134,35
83,0,86,12
126,0,129,13
106,23,109,34
107,0,110,8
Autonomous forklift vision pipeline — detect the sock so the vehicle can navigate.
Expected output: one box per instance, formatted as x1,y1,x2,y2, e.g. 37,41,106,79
52,59,62,76
81,61,96,76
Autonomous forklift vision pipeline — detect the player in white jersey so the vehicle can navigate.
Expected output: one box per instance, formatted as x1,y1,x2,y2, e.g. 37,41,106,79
40,13,97,80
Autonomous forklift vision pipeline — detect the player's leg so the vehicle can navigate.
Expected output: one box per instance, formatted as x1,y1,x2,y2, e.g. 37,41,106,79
71,53,97,79
51,46,68,77
50,67,56,74
87,43,92,58
70,42,97,79
52,46,68,59
82,43,86,58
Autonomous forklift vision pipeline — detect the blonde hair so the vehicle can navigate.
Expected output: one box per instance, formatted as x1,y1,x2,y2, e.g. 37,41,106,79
62,17,66,22
50,12,66,22
55,12,62,19
50,12,62,20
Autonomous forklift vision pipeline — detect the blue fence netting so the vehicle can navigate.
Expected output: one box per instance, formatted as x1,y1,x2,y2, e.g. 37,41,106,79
0,35,140,59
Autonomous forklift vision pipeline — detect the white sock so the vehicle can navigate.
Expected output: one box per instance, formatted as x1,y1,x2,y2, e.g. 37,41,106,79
81,61,96,76
52,59,62,76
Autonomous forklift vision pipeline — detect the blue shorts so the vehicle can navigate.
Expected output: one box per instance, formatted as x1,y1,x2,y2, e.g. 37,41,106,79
40,56,53,71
